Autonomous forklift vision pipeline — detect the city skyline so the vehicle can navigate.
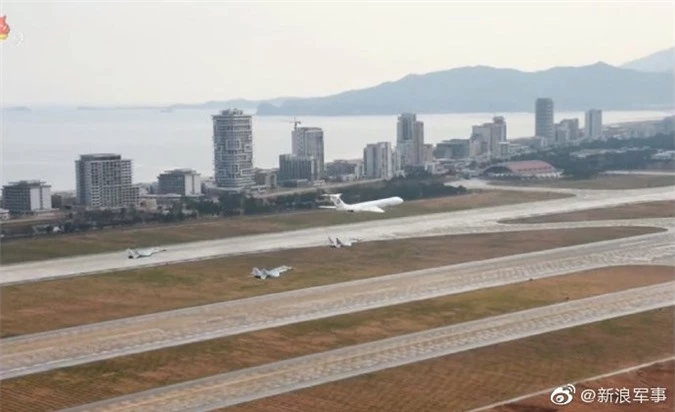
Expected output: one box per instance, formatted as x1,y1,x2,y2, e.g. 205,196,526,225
3,1,673,106
2,108,670,192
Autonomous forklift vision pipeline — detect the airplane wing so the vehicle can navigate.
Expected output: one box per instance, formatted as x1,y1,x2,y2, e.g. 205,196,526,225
318,206,337,209
359,206,385,213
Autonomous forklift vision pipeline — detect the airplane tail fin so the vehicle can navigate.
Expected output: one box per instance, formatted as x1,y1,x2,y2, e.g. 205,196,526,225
321,193,345,207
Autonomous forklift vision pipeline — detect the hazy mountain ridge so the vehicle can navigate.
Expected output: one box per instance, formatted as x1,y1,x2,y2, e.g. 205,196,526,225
32,48,674,114
621,47,674,72
256,62,673,116
166,97,296,110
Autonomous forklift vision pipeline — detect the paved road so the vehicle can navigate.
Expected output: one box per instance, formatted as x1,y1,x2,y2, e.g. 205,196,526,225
604,170,675,176
2,230,673,380
3,184,674,285
62,283,675,412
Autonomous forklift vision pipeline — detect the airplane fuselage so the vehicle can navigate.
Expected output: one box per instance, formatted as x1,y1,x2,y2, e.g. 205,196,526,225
340,196,403,212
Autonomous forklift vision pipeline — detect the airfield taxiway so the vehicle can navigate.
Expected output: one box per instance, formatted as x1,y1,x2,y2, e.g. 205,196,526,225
62,283,675,412
2,183,675,286
2,229,673,380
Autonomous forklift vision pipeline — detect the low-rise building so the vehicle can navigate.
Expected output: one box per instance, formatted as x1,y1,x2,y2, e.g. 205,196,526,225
278,154,319,183
434,139,471,159
481,160,561,180
254,168,278,188
2,180,54,214
157,169,202,196
326,159,364,181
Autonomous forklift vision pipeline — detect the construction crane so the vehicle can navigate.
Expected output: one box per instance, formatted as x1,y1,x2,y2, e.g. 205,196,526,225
281,117,302,130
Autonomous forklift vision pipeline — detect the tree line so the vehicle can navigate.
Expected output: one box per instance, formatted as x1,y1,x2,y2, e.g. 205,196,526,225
2,176,468,240
509,133,674,179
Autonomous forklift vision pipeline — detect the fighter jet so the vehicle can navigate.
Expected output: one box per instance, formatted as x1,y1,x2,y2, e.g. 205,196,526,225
336,237,358,247
251,265,294,279
126,247,166,259
328,237,358,248
319,193,403,213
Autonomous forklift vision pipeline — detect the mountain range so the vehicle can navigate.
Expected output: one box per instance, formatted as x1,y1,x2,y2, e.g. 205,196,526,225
255,62,673,115
620,46,674,72
33,47,675,115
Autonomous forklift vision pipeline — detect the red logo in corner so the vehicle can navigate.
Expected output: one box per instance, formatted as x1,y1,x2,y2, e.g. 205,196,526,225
0,16,10,41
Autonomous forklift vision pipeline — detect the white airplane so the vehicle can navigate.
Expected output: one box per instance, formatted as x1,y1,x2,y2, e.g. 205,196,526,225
319,193,403,214
328,237,359,248
126,247,166,259
251,265,294,280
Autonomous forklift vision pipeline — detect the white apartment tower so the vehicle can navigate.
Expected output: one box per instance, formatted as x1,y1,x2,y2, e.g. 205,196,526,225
2,180,52,213
292,126,325,177
212,109,254,190
535,98,554,141
75,154,139,209
363,142,394,179
396,113,424,166
585,109,603,140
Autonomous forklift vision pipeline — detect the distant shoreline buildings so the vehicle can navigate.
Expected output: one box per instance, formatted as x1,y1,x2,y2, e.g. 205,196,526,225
2,103,672,217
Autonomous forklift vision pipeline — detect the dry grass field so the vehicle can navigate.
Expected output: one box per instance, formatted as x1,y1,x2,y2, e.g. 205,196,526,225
1,266,672,412
503,200,675,224
490,174,675,190
224,308,674,412
490,359,674,411
0,190,569,264
1,226,660,337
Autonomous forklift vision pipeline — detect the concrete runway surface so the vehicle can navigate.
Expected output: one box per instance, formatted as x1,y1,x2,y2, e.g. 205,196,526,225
2,230,673,380
2,182,674,285
61,283,675,412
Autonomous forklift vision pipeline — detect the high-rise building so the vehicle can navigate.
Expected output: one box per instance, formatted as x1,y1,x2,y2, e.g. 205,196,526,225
423,144,435,162
157,169,201,196
560,119,580,140
212,109,254,190
585,109,603,140
278,154,319,182
292,126,324,177
535,98,555,141
396,113,424,166
2,180,52,213
490,116,507,156
75,154,139,209
471,116,507,158
554,119,580,144
363,142,394,179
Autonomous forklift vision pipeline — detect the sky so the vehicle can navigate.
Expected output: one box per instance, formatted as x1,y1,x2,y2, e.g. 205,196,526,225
1,0,674,106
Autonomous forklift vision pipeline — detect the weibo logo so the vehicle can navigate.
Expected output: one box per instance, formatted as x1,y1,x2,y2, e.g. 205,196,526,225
0,15,10,41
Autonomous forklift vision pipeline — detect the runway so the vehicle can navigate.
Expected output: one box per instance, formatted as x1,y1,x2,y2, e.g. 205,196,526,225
61,283,675,412
2,183,674,286
2,230,673,380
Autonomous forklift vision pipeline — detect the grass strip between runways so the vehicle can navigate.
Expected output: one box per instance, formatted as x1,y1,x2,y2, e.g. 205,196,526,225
0,265,672,412
225,308,675,412
503,200,675,224
0,226,661,337
0,190,570,264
